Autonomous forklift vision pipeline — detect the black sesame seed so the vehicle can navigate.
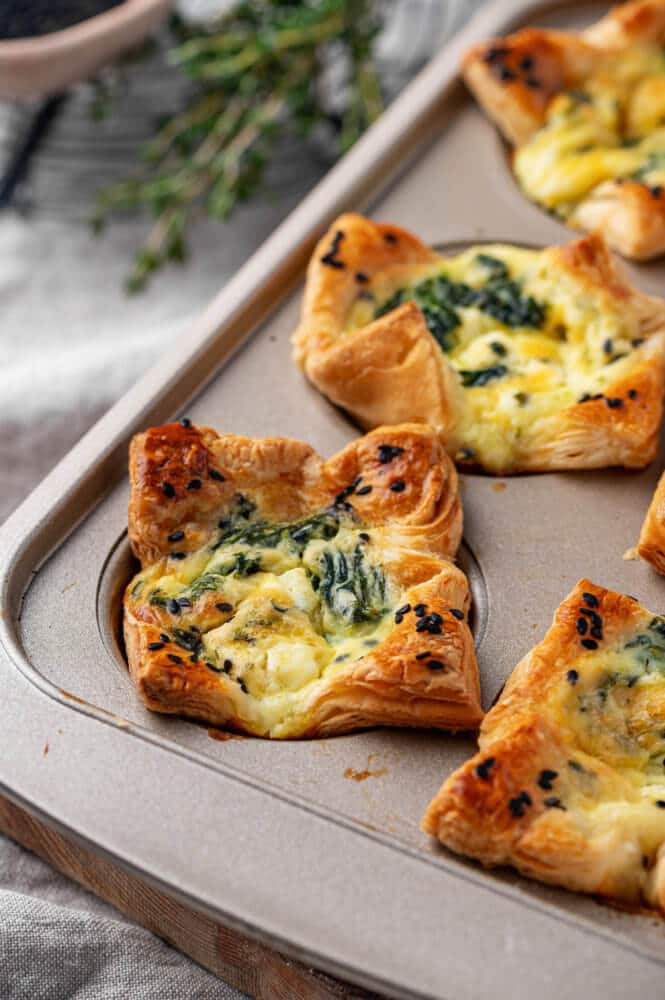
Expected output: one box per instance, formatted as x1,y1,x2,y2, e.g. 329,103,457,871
544,797,566,810
603,338,613,354
394,612,404,625
651,185,663,198
490,341,507,357
450,608,465,621
457,447,475,461
538,769,558,790
567,669,579,685
568,760,584,773
168,529,185,542
180,417,191,428
579,609,602,628
223,659,233,672
628,389,638,399
162,481,176,499
334,654,350,663
238,677,248,693
582,592,599,608
159,633,170,643
148,641,165,651
508,790,532,818
321,229,346,269
390,480,406,492
655,800,665,808
499,66,516,81
576,618,588,635
355,271,370,284
384,232,398,244
606,397,623,409
430,612,444,625
216,602,233,612
359,532,370,542
397,604,411,616
414,604,426,617
209,469,225,482
483,46,508,63
177,597,192,608
520,55,533,70
186,478,202,491
415,651,431,660
427,659,446,671
377,444,405,463
189,654,198,663
168,653,184,665
581,638,598,650
632,338,645,348
166,598,181,615
356,485,372,495
514,391,529,406
170,551,186,560
475,757,496,780
206,662,222,673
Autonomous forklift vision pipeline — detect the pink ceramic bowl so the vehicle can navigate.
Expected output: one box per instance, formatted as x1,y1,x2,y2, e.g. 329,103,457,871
0,0,173,100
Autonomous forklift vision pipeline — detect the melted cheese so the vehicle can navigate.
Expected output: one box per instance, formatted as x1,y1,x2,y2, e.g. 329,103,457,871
514,45,665,217
347,244,645,473
130,514,399,737
546,614,665,857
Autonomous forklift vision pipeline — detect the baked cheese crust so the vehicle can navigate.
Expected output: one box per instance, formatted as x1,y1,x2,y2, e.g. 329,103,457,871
463,0,665,259
293,214,665,474
423,579,665,913
123,422,482,738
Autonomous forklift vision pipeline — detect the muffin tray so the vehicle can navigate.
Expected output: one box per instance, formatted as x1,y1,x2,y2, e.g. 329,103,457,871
2,2,665,997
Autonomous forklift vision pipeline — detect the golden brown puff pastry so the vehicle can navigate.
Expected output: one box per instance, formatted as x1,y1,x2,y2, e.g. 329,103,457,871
638,469,665,573
422,579,665,914
292,213,665,475
463,0,665,259
124,421,482,738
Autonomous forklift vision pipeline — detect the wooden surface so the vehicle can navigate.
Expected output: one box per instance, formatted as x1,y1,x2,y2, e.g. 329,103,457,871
0,794,380,1000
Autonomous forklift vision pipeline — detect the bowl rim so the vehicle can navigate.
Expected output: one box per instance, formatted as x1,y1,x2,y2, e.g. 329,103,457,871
0,0,172,55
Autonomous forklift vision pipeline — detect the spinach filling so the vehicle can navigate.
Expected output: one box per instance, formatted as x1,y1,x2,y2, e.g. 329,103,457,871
373,253,547,354
213,509,340,551
314,544,388,626
576,618,665,718
149,508,390,629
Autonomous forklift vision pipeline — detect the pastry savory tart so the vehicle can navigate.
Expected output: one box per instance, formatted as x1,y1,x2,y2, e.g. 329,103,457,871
292,213,665,474
423,579,665,913
638,470,665,573
123,421,482,738
463,0,665,259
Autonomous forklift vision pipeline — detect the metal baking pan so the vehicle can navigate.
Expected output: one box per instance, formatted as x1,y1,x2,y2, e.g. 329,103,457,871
3,2,665,997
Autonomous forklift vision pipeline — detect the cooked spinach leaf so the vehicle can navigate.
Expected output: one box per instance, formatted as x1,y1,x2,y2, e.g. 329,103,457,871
373,255,546,352
459,364,508,388
318,543,387,625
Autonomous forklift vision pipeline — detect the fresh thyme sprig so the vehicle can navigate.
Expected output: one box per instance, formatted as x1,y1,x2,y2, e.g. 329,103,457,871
92,0,384,292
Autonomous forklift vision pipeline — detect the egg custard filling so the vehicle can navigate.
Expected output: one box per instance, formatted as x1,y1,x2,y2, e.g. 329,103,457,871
514,45,665,221
422,583,665,912
128,505,400,737
347,243,646,472
550,615,665,843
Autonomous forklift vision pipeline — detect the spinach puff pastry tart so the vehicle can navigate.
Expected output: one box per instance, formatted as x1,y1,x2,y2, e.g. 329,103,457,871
463,0,665,259
292,214,665,474
423,580,665,914
123,421,482,738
